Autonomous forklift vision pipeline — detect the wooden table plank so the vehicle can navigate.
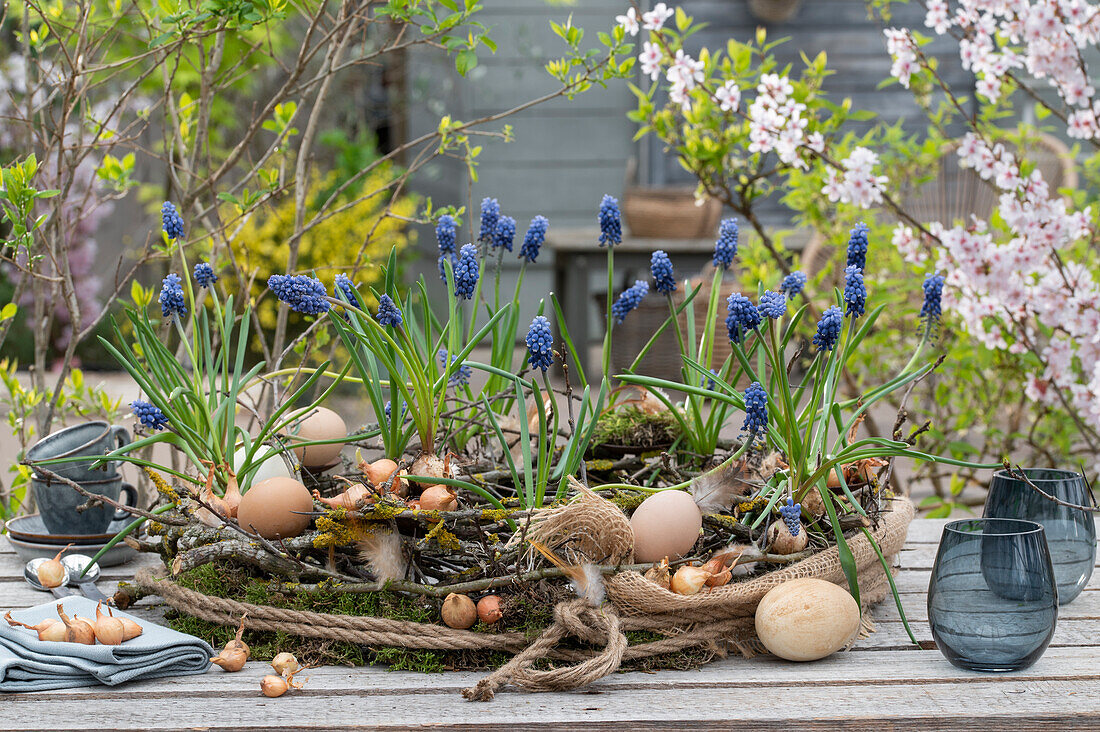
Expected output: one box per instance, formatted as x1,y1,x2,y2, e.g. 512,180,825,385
1,518,1096,729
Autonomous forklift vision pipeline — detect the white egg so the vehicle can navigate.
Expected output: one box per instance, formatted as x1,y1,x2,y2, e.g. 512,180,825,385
755,578,861,661
234,445,295,488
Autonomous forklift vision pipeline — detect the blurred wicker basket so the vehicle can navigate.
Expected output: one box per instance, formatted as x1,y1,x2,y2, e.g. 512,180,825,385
622,186,722,239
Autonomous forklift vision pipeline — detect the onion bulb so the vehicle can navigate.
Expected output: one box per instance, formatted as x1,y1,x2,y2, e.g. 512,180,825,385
643,558,671,590
93,601,125,646
106,605,143,641
55,606,96,645
408,452,454,487
211,615,250,671
222,475,242,518
766,519,810,555
441,593,477,629
419,484,457,514
4,612,65,642
260,674,288,698
271,652,300,677
476,596,503,625
366,459,407,496
670,565,713,596
312,482,375,511
261,668,305,698
37,544,72,588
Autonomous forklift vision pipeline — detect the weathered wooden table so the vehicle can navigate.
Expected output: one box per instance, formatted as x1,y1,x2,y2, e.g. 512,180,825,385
1,518,1097,730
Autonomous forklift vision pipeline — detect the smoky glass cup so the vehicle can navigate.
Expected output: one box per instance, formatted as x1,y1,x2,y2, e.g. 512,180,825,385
928,518,1057,672
985,468,1096,605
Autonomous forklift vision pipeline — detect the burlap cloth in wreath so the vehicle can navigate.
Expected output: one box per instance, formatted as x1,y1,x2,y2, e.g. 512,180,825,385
134,484,914,700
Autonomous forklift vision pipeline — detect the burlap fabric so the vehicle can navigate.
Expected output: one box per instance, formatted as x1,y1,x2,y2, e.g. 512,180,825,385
135,487,913,700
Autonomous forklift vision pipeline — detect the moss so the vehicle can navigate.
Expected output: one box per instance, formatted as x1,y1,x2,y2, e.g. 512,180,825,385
585,459,617,472
591,406,680,448
609,491,648,512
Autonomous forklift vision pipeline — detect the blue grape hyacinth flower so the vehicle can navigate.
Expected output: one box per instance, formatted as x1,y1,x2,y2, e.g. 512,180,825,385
713,218,739,269
921,272,945,325
131,400,168,431
375,294,403,327
778,498,802,536
650,250,677,294
611,279,648,323
813,306,843,351
438,348,473,387
525,315,554,372
598,194,622,247
334,273,360,309
492,215,516,251
846,221,869,271
779,271,806,298
268,274,331,316
479,198,500,243
726,293,761,344
161,202,184,240
520,215,549,263
453,244,480,299
843,265,867,318
193,262,217,289
758,290,787,319
436,214,457,256
742,381,768,436
159,273,187,318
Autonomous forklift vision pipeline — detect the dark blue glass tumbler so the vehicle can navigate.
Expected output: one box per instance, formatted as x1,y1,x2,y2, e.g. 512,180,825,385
985,468,1096,604
928,518,1057,672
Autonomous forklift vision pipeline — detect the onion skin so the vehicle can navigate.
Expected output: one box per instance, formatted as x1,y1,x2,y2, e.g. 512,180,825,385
210,647,248,672
700,557,733,588
476,596,503,625
643,558,671,590
312,483,375,511
441,593,477,629
670,566,713,596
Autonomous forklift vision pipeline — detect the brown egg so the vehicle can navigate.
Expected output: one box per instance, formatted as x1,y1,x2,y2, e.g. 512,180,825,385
237,477,314,539
755,578,861,662
284,407,346,467
629,490,702,563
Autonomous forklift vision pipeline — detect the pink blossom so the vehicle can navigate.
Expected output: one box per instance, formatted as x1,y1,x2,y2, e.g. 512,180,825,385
642,2,674,32
616,7,639,36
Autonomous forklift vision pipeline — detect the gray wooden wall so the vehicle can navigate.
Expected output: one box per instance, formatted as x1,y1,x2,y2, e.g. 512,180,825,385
404,0,970,321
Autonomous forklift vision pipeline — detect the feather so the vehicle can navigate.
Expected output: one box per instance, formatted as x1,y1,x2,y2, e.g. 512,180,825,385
690,459,755,513
355,527,407,583
530,541,606,606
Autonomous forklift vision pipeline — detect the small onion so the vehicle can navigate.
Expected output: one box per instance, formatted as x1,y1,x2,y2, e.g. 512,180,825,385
271,652,301,677
476,596,503,625
419,485,457,514
93,601,125,646
700,556,732,588
107,605,143,641
441,593,477,629
767,519,810,555
37,544,71,588
643,558,671,590
312,483,375,511
261,674,289,698
670,565,712,596
212,614,250,671
4,612,63,642
55,606,96,645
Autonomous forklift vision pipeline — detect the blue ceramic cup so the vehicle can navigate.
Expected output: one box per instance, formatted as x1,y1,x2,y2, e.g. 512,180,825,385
984,468,1096,605
32,473,137,536
25,421,131,482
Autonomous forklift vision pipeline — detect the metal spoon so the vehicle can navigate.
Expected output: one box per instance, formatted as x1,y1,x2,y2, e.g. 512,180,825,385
23,558,74,598
61,555,109,602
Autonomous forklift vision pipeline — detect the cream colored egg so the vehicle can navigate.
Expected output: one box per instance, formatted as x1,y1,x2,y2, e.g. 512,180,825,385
629,490,702,563
755,578,861,661
284,407,346,467
237,477,314,539
233,445,295,487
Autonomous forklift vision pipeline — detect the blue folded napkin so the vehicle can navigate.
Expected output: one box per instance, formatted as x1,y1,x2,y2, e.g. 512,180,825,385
0,595,214,691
